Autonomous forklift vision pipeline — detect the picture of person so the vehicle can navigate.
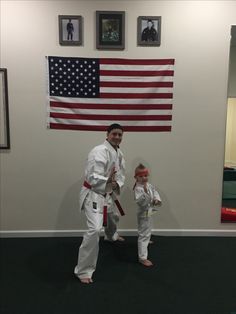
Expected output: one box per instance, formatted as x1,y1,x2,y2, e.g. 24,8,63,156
66,19,74,41
102,19,119,42
96,11,125,50
141,19,158,42
60,17,80,43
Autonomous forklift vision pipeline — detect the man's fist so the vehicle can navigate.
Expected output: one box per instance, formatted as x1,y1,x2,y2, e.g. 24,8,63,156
111,181,118,190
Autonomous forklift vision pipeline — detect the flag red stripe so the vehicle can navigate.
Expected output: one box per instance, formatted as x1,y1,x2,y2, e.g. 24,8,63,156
50,123,171,132
50,101,173,110
100,58,175,65
100,93,173,99
100,81,173,88
50,112,172,121
100,70,174,76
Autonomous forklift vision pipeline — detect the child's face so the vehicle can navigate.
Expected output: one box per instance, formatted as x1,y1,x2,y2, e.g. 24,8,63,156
136,174,149,184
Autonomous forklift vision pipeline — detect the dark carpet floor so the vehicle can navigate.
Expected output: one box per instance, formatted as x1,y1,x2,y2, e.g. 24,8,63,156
1,236,236,314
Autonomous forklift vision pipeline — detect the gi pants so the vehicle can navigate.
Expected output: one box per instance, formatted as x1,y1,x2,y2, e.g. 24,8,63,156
74,196,119,279
137,212,152,260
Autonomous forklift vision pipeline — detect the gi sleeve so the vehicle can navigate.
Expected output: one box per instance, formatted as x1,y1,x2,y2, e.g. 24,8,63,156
86,149,109,194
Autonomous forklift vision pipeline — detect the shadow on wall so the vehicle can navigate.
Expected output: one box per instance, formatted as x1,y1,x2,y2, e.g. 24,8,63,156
152,186,180,230
119,185,136,228
54,177,86,232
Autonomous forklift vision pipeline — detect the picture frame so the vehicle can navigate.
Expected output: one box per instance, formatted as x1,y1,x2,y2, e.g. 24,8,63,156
137,16,161,46
58,15,82,46
96,11,125,50
0,68,10,150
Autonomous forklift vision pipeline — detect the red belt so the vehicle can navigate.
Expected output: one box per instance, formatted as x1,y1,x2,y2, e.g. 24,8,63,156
83,181,125,226
83,181,92,189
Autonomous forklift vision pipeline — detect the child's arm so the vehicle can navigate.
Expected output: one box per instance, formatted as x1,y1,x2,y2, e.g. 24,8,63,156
134,186,151,209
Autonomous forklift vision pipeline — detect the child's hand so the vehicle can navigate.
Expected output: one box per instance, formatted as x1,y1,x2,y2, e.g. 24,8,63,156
144,182,148,193
153,199,161,206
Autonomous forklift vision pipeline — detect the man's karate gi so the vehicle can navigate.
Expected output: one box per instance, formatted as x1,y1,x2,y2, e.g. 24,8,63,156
74,140,125,280
134,182,161,261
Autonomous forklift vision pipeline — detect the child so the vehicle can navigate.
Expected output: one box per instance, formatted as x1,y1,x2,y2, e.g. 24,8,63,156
133,163,162,267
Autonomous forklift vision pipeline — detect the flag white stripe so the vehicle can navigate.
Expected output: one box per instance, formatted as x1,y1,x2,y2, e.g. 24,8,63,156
50,107,172,115
50,96,172,105
49,118,172,126
100,76,174,82
100,64,174,71
100,87,173,93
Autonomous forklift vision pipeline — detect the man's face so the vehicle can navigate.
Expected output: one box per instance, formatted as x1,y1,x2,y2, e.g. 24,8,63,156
107,128,123,147
147,21,152,29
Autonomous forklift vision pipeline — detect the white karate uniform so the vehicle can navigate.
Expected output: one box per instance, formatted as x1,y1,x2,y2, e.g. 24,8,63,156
134,182,161,261
74,140,125,279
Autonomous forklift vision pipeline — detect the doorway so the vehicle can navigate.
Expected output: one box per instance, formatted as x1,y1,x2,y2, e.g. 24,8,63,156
221,26,236,222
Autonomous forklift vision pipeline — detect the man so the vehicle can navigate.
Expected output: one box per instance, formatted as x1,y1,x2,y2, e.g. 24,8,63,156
66,19,74,41
74,124,126,284
141,19,158,42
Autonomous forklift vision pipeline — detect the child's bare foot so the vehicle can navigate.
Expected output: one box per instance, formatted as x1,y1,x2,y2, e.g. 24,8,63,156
80,278,93,284
139,259,153,267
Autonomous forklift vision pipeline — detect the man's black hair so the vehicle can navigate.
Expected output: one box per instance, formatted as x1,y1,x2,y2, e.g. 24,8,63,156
107,123,123,133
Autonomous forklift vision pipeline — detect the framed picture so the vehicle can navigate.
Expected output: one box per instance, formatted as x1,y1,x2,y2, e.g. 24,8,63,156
137,16,161,46
58,15,82,46
0,68,10,149
96,11,125,50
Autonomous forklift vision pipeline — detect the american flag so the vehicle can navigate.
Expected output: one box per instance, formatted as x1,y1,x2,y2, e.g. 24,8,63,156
46,56,175,132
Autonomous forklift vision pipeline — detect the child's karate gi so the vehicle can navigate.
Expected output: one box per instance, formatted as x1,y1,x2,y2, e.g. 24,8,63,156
134,182,161,261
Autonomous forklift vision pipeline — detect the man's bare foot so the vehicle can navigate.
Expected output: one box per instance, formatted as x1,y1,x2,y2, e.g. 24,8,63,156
139,259,153,267
117,236,125,242
104,236,125,242
149,240,154,244
80,278,93,284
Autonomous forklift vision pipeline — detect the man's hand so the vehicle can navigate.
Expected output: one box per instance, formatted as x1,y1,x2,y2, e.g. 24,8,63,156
107,167,117,183
111,181,118,190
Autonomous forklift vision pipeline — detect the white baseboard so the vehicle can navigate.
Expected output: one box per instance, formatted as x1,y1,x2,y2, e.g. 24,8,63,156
152,229,236,237
0,229,236,238
224,161,236,168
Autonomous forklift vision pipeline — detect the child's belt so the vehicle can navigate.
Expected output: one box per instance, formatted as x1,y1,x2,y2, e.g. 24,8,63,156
83,181,125,226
